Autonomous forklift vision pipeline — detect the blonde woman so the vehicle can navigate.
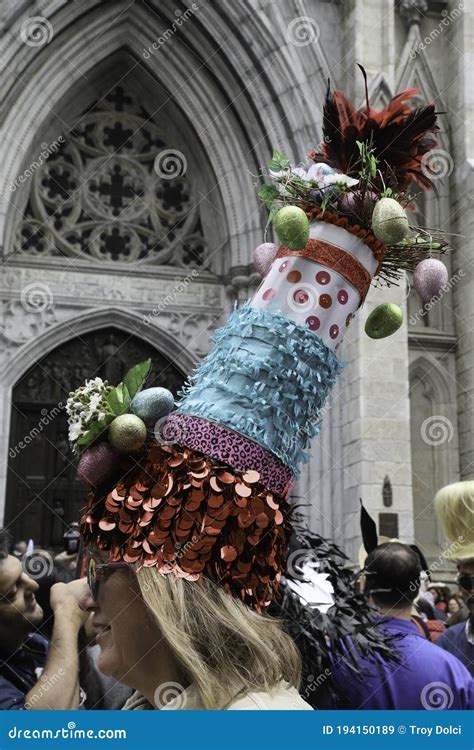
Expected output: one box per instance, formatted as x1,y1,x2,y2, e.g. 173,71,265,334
435,481,474,676
81,553,311,710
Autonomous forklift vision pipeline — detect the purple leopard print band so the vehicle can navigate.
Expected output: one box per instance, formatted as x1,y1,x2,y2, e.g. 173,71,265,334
162,413,296,497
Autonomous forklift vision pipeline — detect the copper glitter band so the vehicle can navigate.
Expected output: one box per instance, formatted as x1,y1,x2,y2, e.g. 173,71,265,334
306,209,386,268
276,239,372,300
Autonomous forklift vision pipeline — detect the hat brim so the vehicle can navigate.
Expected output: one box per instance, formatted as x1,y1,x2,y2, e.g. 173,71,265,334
442,543,474,562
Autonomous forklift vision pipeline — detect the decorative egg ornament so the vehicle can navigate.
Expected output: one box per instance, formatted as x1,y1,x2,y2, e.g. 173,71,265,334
253,242,277,277
274,206,310,250
338,191,377,222
413,259,449,303
77,442,119,486
365,303,404,339
108,414,147,452
131,387,174,425
371,198,409,244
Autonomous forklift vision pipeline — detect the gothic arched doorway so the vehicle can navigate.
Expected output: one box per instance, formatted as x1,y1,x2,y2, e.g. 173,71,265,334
5,328,185,548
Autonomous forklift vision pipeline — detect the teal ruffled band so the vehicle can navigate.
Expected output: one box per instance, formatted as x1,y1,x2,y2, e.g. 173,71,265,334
176,304,343,475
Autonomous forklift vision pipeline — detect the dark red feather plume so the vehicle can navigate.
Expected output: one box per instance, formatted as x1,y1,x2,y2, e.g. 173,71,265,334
309,81,440,191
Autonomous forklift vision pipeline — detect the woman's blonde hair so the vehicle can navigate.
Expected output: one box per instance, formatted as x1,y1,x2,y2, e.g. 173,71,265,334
136,568,301,709
434,481,474,560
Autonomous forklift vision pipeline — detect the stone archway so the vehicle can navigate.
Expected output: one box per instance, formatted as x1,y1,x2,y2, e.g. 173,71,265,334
4,327,185,548
408,356,460,561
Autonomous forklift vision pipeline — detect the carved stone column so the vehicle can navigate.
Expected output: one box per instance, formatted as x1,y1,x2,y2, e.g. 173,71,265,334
448,4,474,479
225,268,261,306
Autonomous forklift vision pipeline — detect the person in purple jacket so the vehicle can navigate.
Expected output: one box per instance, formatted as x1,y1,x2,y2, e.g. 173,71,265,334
329,542,473,710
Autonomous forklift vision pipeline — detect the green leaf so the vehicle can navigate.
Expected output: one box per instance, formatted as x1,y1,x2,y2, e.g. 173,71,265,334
320,192,332,215
356,141,364,155
116,382,131,410
369,155,377,177
258,184,280,208
77,418,111,448
267,202,281,224
267,149,290,172
122,359,151,400
106,388,126,416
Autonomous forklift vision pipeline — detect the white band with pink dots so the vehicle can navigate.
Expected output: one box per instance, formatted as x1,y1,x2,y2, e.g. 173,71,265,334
250,222,377,349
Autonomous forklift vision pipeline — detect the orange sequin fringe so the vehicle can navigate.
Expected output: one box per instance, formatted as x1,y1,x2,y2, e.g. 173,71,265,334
81,441,292,611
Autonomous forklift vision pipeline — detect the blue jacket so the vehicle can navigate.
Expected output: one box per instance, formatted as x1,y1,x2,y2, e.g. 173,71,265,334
437,621,474,677
0,633,48,710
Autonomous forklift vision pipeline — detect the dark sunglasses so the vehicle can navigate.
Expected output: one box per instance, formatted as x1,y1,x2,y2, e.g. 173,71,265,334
87,557,130,601
457,574,474,592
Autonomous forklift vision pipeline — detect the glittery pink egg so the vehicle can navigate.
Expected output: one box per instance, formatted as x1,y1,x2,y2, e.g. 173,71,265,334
413,259,449,303
253,243,277,277
77,442,120,486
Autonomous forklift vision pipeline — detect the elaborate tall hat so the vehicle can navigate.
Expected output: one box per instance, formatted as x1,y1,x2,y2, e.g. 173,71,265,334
69,69,449,612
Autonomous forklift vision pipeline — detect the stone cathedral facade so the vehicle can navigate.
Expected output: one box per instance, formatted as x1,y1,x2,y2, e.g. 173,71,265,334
0,0,471,572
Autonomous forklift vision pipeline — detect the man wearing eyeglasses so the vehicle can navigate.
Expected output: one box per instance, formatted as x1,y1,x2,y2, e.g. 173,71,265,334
435,481,474,676
0,529,88,709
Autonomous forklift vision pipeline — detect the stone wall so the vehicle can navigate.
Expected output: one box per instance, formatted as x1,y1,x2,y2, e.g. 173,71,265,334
0,0,469,567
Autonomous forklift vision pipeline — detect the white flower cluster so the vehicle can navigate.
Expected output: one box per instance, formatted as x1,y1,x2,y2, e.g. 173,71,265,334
66,377,111,449
271,162,359,189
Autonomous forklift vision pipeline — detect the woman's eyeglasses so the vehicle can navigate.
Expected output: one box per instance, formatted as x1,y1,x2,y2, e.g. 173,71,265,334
87,557,130,601
457,574,474,593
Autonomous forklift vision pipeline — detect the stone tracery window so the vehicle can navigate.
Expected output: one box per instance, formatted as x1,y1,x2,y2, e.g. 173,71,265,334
14,86,207,266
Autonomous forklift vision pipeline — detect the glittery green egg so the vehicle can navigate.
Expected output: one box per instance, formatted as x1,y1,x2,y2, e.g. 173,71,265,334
108,414,147,452
131,387,174,425
371,198,409,244
365,303,403,339
274,206,310,250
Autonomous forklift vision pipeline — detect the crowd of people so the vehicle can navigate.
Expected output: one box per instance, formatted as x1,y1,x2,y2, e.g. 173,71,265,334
0,480,472,711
